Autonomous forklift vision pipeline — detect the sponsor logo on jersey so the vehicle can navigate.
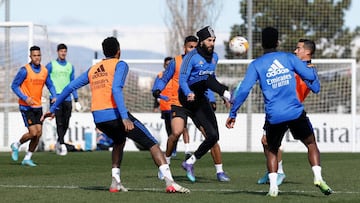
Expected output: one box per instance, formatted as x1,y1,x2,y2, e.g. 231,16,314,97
266,60,292,89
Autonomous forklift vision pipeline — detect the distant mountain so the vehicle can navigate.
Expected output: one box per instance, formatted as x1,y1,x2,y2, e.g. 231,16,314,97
4,42,226,77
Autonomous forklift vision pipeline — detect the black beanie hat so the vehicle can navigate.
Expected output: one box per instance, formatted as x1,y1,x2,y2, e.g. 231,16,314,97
262,27,278,49
196,26,216,42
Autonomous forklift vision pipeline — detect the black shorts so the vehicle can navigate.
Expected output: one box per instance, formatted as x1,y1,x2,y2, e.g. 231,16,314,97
171,105,201,129
21,108,43,127
96,113,158,149
54,101,72,118
161,110,171,120
265,111,314,151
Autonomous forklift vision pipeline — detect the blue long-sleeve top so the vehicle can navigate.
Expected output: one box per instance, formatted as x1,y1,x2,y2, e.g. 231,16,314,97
152,54,216,103
46,58,79,102
179,49,219,97
50,59,129,123
151,58,177,91
230,51,320,124
11,63,57,110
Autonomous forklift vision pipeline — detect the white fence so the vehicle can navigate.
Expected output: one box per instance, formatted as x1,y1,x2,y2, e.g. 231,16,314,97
1,112,359,153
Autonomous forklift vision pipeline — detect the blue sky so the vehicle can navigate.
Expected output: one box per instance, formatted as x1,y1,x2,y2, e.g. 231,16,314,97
2,0,359,54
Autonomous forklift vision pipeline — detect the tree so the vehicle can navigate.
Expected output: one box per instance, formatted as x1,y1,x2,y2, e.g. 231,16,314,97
165,0,222,55
225,0,358,60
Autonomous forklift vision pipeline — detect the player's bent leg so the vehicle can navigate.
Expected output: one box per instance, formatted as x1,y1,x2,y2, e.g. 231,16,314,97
165,134,180,158
301,134,320,166
150,145,191,193
111,143,125,167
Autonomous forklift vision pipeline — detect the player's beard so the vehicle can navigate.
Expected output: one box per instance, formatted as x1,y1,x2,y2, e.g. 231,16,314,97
202,43,214,55
197,43,214,63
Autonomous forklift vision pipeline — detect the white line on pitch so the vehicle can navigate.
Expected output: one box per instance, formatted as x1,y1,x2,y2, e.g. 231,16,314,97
0,185,359,194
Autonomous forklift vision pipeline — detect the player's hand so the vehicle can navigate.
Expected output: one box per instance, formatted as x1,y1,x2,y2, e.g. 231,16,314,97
40,111,55,122
25,97,35,106
225,117,236,129
223,99,231,109
75,102,82,111
122,119,134,132
50,98,56,104
187,92,195,101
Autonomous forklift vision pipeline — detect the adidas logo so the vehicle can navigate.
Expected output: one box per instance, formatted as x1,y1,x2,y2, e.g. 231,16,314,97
92,65,107,79
266,59,289,77
94,65,105,74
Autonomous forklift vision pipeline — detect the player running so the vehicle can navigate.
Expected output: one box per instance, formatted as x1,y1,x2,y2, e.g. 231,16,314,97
11,45,57,166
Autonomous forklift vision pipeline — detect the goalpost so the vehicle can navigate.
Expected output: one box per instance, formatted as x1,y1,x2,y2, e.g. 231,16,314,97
0,22,51,148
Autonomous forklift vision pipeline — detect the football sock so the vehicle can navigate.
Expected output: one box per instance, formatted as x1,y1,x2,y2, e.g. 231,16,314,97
159,164,174,184
277,160,284,174
165,156,171,165
185,154,196,165
184,143,190,154
215,164,224,173
268,172,278,188
24,151,32,160
312,165,323,182
112,167,121,183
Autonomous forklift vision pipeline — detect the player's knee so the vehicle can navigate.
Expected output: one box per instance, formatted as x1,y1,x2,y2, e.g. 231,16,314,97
30,131,41,138
169,134,180,143
206,134,219,145
171,129,183,139
301,133,316,145
261,139,268,147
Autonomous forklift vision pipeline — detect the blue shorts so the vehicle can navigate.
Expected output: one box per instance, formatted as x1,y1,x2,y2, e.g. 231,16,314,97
20,108,43,127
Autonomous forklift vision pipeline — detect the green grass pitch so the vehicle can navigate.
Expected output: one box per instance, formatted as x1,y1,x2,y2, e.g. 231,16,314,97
0,151,359,203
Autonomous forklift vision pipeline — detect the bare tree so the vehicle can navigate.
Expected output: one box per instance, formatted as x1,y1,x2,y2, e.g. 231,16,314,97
165,0,222,55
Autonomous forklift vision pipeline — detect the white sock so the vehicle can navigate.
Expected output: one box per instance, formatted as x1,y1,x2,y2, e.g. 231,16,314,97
312,165,323,182
24,151,32,160
185,154,196,165
277,160,284,174
184,143,190,154
215,164,224,173
165,156,171,165
112,167,121,183
159,164,173,182
268,172,278,189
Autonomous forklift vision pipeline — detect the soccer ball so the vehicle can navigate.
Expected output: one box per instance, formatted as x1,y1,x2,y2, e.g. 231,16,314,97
229,36,249,55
